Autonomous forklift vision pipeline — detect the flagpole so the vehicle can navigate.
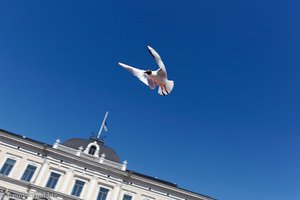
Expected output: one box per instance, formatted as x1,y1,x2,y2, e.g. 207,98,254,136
97,111,109,140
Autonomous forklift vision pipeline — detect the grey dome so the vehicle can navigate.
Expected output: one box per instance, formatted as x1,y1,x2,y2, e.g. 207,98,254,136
62,138,120,163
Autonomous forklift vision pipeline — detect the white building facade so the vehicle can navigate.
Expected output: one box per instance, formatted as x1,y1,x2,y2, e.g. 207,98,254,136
0,129,214,200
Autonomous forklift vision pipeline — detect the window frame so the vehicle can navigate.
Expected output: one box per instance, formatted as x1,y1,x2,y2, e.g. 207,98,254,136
0,157,17,177
71,179,86,197
45,171,62,190
122,194,133,200
96,186,110,200
18,161,40,182
20,164,37,182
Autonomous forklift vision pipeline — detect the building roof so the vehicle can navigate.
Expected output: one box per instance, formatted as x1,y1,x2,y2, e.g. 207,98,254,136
127,170,177,187
0,129,52,146
62,138,121,163
127,170,215,199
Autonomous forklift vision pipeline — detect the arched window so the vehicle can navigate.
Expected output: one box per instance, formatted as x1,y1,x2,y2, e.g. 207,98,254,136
88,145,97,155
84,142,100,157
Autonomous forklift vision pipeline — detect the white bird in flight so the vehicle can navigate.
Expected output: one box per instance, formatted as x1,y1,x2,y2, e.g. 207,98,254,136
118,46,174,96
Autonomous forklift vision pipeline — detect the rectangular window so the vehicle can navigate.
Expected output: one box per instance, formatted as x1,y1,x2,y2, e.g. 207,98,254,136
123,194,132,200
97,187,109,200
0,158,16,176
71,180,85,197
21,164,37,182
46,172,61,189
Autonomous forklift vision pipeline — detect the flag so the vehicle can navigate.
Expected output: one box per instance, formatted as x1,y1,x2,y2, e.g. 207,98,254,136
97,112,109,140
103,121,108,132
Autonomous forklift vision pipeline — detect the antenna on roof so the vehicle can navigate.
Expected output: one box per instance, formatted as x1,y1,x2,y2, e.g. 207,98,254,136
97,111,109,140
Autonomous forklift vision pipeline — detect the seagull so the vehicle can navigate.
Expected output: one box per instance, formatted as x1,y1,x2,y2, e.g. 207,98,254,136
118,46,174,96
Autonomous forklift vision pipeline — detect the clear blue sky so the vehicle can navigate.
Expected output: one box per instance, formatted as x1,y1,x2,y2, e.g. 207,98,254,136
0,1,299,200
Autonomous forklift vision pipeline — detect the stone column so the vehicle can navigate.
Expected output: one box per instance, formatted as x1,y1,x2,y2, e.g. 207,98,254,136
60,168,74,193
34,160,50,185
111,183,122,200
85,176,98,200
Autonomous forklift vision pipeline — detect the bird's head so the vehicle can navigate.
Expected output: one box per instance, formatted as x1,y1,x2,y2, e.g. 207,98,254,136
145,70,152,75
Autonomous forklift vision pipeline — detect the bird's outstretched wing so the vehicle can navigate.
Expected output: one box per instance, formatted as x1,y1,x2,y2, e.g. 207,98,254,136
118,62,156,89
147,46,167,78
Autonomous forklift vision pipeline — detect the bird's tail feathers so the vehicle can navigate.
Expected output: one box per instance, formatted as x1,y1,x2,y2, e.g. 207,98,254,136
166,80,174,93
158,80,174,96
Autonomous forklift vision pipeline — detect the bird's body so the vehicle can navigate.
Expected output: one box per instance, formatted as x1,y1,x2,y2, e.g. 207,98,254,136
147,70,174,96
118,46,174,96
